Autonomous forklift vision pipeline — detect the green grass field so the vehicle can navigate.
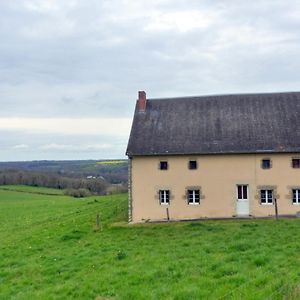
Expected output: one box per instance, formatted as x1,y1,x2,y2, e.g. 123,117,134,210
0,185,65,195
1,187,300,299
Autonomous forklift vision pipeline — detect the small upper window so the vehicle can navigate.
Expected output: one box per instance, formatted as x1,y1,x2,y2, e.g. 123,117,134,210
292,159,300,169
292,189,300,204
261,159,271,169
159,190,170,205
189,160,197,170
160,161,168,170
188,189,200,205
260,189,273,205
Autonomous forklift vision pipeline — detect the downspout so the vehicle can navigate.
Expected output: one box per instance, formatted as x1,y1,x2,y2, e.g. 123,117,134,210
128,157,133,223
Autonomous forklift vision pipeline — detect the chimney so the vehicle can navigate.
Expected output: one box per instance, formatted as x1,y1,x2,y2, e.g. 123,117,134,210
137,91,146,112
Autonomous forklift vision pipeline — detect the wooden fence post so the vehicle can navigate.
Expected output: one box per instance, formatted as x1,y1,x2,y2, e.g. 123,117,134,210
166,208,170,222
96,212,102,230
274,198,278,220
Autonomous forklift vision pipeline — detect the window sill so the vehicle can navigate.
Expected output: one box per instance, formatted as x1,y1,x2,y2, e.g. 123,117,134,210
260,203,274,206
292,203,300,205
160,203,170,206
188,203,200,206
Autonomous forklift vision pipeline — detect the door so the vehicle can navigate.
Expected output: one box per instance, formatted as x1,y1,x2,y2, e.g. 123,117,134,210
236,185,249,216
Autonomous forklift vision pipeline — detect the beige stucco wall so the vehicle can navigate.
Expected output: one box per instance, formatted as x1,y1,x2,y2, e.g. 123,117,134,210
130,153,300,223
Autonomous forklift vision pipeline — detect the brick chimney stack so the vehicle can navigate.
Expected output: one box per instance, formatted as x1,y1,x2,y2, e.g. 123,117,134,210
138,91,146,112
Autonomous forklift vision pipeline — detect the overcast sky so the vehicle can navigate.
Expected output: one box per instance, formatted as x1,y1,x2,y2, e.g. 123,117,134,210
1,0,300,161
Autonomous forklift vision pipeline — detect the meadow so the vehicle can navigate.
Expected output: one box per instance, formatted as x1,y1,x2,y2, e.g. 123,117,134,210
1,187,300,299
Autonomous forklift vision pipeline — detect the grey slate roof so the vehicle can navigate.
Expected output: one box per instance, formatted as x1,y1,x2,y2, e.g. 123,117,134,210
126,92,300,156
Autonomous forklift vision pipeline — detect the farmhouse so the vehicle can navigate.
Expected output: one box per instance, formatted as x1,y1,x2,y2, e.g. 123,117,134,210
126,91,300,223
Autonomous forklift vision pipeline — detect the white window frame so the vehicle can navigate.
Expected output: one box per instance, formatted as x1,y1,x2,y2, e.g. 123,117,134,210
260,189,273,205
159,190,170,205
188,190,200,205
292,189,300,205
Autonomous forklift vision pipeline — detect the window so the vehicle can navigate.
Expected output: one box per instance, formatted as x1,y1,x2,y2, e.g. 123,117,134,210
189,160,197,170
261,159,271,169
160,161,168,170
292,189,300,204
260,189,273,205
237,185,248,200
292,159,300,168
159,190,170,205
188,189,200,205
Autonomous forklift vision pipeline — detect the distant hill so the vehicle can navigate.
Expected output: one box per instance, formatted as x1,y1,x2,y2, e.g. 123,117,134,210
0,160,128,184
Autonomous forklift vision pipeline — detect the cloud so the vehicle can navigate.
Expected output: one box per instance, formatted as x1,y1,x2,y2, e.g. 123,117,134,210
39,143,113,152
0,129,127,161
1,0,300,160
144,10,217,33
0,118,131,136
12,144,29,149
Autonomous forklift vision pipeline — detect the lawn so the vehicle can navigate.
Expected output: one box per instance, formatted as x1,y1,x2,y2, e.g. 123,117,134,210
0,185,65,195
0,187,300,299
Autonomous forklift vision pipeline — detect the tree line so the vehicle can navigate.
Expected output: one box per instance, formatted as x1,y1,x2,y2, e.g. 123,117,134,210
0,160,128,184
0,170,108,195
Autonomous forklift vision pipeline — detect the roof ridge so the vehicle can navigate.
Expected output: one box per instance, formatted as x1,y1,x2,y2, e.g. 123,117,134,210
148,91,300,101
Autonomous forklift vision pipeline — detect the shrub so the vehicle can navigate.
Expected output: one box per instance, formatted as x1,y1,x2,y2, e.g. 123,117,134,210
64,188,91,198
116,250,127,260
106,184,127,194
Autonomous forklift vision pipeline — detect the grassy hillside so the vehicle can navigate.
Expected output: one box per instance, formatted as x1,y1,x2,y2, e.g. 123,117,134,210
1,187,300,299
0,185,65,195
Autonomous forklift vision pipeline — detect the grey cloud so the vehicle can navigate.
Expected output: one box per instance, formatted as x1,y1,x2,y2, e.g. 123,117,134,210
1,0,300,159
0,129,127,161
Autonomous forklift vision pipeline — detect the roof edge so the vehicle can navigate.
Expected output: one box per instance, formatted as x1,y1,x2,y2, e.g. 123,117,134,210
127,150,300,156
147,91,300,102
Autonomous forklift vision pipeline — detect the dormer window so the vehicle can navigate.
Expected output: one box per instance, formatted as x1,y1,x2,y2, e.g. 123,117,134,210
160,161,168,170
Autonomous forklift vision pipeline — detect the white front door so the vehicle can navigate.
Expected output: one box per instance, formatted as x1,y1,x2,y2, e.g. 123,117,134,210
236,185,249,216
